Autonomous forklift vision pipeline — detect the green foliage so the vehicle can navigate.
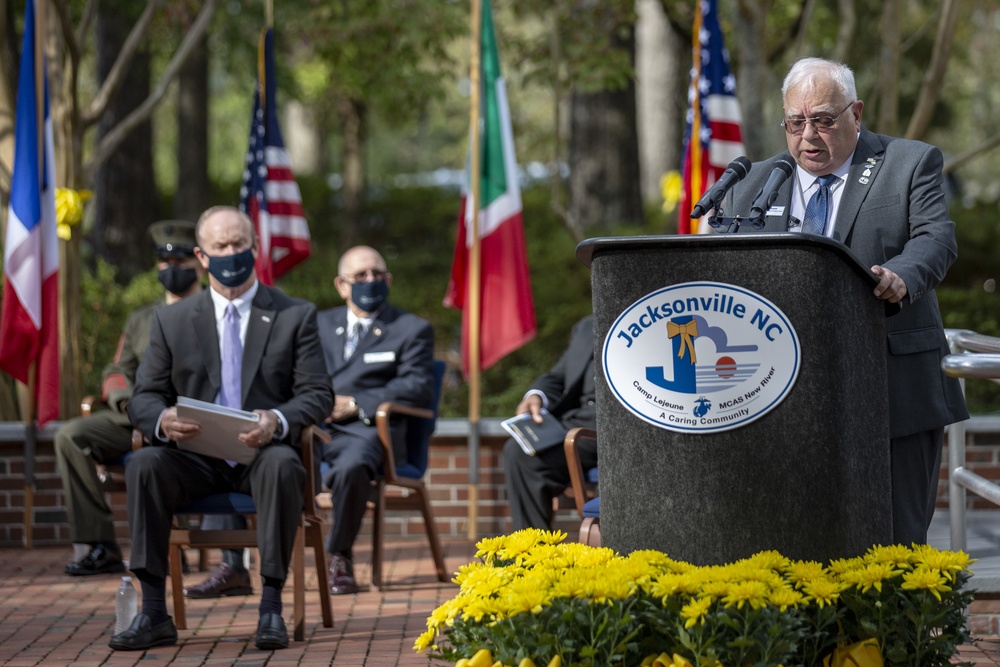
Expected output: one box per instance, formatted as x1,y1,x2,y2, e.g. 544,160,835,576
79,259,164,391
939,203,1000,414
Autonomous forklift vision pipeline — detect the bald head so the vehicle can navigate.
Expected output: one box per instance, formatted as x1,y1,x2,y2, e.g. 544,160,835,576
335,245,392,316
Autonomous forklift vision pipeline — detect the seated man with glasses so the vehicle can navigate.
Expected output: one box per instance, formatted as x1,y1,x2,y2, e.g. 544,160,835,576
725,57,967,547
316,246,435,595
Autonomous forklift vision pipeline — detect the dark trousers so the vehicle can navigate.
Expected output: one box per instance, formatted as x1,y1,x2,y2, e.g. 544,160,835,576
54,413,133,543
503,435,598,531
321,429,382,559
890,428,944,546
126,444,305,581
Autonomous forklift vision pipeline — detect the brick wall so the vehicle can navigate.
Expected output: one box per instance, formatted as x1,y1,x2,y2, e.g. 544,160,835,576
1,425,996,549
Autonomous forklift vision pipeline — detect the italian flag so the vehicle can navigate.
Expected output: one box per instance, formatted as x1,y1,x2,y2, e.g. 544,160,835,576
445,0,536,375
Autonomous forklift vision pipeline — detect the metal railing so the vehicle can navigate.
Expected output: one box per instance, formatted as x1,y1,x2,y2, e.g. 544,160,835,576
942,329,1000,551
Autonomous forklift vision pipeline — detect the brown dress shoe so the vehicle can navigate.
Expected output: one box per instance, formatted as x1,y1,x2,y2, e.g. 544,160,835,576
328,554,359,595
183,562,253,598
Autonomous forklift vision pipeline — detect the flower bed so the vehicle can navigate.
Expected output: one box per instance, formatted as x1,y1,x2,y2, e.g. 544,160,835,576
416,529,974,667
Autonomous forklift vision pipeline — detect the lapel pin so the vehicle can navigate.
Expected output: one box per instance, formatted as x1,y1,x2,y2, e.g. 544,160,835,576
261,315,271,323
859,176,870,185
335,326,345,335
373,327,383,337
863,168,872,177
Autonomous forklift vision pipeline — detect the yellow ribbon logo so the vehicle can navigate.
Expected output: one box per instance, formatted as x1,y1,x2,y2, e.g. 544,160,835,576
666,320,699,364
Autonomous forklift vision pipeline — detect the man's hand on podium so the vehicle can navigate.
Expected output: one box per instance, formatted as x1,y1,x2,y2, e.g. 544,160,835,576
871,264,907,304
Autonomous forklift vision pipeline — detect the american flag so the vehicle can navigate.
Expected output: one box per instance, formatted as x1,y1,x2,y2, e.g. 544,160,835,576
677,0,745,234
239,27,310,285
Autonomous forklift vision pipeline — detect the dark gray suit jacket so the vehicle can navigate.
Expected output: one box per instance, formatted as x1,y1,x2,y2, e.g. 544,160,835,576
129,284,333,449
727,127,968,438
316,303,434,462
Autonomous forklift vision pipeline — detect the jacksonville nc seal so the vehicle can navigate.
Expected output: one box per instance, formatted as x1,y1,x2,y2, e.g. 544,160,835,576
603,281,800,434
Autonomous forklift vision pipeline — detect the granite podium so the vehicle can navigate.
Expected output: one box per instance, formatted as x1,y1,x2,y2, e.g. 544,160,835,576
577,233,893,564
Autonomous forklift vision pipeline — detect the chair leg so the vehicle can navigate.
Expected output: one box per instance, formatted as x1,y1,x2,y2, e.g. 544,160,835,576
416,486,448,583
169,543,187,630
306,519,334,628
292,526,305,642
371,484,385,591
579,517,601,548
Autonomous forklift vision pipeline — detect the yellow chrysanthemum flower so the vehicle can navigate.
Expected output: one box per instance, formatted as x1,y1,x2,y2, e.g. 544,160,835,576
649,571,703,600
912,545,975,577
767,586,804,611
901,565,952,601
839,561,901,593
746,550,791,571
826,556,865,575
721,579,770,609
681,596,713,628
782,560,827,588
802,577,846,608
865,544,915,568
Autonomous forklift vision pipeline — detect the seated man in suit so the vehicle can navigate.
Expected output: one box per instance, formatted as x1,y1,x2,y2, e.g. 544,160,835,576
317,246,434,595
504,315,597,531
56,221,204,576
113,206,332,651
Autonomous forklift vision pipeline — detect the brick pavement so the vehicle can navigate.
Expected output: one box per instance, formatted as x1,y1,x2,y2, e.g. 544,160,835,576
2,540,1000,666
0,540,476,666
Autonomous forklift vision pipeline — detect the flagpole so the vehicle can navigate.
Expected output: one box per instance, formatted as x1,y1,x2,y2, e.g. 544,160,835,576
24,0,48,550
689,5,703,233
466,0,483,541
265,0,273,28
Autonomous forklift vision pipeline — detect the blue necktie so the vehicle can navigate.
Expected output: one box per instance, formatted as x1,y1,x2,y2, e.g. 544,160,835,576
220,304,242,466
803,174,837,236
344,321,362,360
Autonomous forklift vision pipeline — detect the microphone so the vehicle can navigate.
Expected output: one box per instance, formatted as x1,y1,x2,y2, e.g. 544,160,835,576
748,159,794,221
689,156,752,219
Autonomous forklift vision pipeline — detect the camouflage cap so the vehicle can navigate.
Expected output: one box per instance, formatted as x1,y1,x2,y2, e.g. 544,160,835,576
149,220,197,259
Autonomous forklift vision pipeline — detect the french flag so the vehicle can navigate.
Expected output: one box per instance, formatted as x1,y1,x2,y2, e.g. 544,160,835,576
0,0,60,425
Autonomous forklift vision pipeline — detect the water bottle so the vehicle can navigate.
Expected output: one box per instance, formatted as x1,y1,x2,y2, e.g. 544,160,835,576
114,575,138,635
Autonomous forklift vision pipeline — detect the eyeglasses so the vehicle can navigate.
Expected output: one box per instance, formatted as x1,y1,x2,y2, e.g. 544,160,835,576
781,102,855,135
340,269,387,284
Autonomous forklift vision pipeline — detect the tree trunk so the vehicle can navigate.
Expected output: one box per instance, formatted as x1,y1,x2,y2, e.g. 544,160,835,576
567,25,644,238
90,2,159,282
174,32,209,222
636,0,686,205
876,0,900,136
339,96,366,250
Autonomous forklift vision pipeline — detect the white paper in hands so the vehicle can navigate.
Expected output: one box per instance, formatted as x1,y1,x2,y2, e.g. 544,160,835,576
174,396,260,465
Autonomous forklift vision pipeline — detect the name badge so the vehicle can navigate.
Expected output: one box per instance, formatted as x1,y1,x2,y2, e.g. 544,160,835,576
363,351,396,364
766,205,785,217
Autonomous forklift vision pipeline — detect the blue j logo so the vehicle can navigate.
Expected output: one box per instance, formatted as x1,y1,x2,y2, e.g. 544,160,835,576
646,315,698,393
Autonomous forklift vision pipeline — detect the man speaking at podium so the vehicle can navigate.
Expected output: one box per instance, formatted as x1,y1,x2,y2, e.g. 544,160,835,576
727,57,968,546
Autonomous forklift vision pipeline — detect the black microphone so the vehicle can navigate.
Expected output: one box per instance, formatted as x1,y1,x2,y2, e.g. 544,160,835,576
748,159,794,221
689,156,752,219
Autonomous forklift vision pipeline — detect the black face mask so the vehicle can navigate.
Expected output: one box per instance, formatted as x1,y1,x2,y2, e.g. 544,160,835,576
351,280,389,313
206,248,255,288
157,266,199,295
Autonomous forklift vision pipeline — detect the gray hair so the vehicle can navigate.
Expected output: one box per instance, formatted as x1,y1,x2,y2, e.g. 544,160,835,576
781,58,857,105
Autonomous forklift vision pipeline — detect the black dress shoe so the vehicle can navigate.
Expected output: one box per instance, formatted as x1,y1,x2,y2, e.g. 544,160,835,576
328,554,359,595
108,614,177,651
65,544,126,576
255,612,288,650
183,562,253,598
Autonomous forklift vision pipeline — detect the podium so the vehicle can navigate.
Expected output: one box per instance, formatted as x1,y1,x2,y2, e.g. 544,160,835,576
577,233,892,564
